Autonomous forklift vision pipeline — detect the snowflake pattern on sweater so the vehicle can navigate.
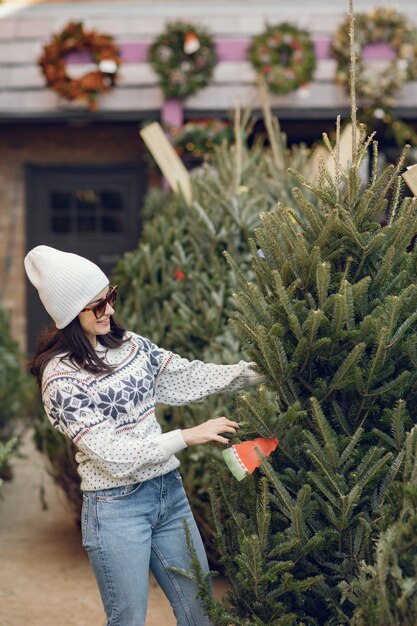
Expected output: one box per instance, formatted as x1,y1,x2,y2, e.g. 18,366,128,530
42,332,254,491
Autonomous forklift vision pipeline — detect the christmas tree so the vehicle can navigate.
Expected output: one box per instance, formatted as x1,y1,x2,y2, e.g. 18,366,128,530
114,109,313,565
188,4,417,623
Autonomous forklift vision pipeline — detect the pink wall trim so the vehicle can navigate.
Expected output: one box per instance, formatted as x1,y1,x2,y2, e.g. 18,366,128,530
66,37,395,64
162,99,184,127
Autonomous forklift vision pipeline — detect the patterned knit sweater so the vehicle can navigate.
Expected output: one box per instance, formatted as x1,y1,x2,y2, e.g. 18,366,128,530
41,332,256,491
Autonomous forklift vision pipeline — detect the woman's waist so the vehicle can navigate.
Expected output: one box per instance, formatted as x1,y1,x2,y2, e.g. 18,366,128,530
78,455,180,491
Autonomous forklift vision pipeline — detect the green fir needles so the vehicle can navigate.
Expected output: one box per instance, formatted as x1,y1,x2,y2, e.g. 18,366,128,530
207,122,417,625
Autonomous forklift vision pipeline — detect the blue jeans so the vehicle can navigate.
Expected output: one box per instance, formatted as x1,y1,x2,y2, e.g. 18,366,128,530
81,469,212,626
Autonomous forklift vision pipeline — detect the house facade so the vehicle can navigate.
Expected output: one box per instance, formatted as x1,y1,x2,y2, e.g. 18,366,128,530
1,0,416,350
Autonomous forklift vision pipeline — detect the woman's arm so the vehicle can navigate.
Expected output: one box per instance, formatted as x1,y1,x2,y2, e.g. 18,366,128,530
42,378,187,479
155,352,265,406
42,376,241,478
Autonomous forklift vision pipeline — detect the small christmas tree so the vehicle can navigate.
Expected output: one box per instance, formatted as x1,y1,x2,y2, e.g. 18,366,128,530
0,307,34,488
190,3,417,623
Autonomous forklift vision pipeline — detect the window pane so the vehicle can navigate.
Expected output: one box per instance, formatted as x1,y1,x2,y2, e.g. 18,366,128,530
102,215,123,233
101,190,123,211
77,215,96,233
48,186,126,234
50,191,71,211
76,189,99,210
51,215,71,233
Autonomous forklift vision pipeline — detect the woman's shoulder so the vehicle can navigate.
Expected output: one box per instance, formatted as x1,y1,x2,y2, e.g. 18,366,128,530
124,330,158,350
124,331,168,363
41,353,81,389
43,352,74,373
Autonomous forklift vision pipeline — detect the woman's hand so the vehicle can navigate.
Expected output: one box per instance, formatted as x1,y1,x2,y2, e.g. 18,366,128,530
181,417,240,446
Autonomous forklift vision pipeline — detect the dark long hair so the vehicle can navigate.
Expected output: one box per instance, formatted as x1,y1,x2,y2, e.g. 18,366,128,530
30,316,128,387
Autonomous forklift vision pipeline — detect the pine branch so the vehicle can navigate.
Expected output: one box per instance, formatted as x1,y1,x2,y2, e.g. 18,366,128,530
256,478,272,553
209,484,229,558
373,450,405,514
259,457,296,519
407,335,417,368
307,472,340,508
233,100,243,192
172,519,239,626
348,0,357,162
367,371,411,399
355,448,393,493
315,261,331,309
332,400,353,436
341,426,364,464
324,343,366,398
272,270,303,341
402,425,417,483
237,391,278,438
305,450,345,500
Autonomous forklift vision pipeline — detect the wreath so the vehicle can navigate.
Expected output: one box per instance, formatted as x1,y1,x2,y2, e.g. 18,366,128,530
38,21,122,111
248,23,316,94
331,7,417,105
169,119,233,159
360,107,417,149
148,21,218,99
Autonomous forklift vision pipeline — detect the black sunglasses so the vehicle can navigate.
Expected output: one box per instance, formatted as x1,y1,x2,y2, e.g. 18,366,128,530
81,285,118,319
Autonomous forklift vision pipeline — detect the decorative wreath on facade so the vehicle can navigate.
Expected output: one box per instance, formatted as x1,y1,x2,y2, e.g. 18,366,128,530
331,7,417,105
248,23,316,94
169,119,233,159
360,106,417,149
148,21,218,99
38,21,122,111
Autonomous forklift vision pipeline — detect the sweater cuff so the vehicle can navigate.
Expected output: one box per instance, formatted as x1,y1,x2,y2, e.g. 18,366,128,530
158,429,188,458
245,362,268,386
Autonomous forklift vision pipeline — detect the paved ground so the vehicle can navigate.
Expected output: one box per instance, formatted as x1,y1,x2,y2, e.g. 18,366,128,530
0,431,227,626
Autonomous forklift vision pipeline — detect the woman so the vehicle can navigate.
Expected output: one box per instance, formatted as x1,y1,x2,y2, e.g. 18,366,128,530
25,245,265,626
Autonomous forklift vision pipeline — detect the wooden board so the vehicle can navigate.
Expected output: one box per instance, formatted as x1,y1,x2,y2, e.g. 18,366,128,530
309,123,354,180
402,164,417,197
139,122,192,205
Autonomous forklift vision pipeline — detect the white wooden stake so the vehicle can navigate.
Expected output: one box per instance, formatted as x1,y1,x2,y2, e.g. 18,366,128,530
140,122,192,206
402,164,417,197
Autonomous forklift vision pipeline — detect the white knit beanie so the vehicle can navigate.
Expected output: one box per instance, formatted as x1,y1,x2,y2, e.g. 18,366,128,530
24,245,109,329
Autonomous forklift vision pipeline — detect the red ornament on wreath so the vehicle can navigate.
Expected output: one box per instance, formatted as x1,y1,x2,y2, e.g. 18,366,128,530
38,21,122,111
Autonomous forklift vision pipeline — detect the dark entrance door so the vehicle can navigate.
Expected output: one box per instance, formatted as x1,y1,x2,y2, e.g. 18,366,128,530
25,162,145,353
